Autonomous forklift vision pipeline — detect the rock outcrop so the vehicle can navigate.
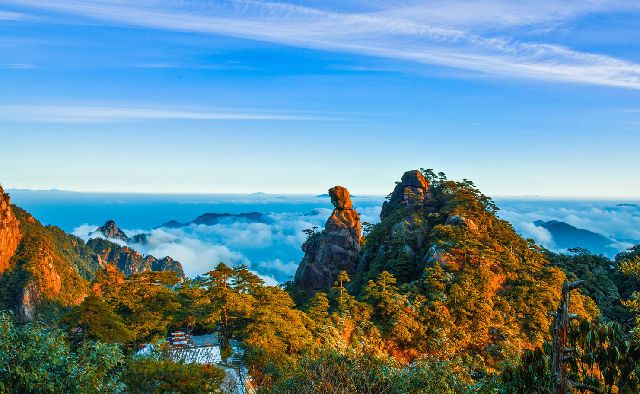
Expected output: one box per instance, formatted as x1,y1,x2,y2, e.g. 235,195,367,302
0,186,21,275
294,186,361,292
94,220,129,241
87,237,185,279
381,170,430,218
357,171,433,284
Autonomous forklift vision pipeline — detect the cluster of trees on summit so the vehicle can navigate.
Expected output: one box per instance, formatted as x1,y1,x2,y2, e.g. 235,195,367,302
2,169,640,393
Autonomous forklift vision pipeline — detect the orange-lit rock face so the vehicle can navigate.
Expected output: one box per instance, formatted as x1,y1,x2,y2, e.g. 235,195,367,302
326,185,361,244
295,185,362,292
329,186,353,210
326,209,361,243
0,186,21,275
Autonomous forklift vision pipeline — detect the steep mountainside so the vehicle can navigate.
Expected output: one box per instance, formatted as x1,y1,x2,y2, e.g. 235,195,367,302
0,205,99,320
294,169,597,363
0,189,185,320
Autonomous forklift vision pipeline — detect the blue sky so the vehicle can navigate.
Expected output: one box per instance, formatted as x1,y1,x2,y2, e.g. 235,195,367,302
0,0,639,196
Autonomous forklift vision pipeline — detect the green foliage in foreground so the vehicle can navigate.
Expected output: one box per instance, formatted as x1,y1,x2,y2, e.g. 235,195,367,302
125,357,225,394
503,320,640,393
0,311,124,394
267,350,499,394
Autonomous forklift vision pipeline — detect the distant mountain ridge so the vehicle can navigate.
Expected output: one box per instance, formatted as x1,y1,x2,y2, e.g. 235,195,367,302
533,219,619,256
156,212,267,228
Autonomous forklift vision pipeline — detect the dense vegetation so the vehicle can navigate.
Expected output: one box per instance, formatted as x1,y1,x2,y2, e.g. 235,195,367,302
2,169,640,392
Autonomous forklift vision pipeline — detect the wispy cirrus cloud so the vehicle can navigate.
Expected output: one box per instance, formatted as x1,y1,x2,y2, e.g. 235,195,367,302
0,9,26,20
5,0,640,89
376,0,640,30
0,104,334,123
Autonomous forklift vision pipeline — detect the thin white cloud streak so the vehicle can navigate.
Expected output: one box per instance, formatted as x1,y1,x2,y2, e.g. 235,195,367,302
1,63,37,69
0,9,26,20
7,0,640,89
0,104,332,123
379,0,640,30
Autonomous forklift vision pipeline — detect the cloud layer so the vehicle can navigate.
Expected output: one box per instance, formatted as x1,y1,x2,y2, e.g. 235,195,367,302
8,0,640,88
72,197,640,283
497,199,640,255
73,205,382,282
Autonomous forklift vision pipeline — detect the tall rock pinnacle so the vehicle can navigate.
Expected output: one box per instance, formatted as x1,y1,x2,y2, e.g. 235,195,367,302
294,186,361,292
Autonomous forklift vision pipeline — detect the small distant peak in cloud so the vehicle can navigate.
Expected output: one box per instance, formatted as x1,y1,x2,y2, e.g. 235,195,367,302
520,221,555,247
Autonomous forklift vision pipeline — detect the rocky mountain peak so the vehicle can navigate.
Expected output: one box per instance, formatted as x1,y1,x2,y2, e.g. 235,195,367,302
96,220,129,241
381,170,430,218
87,237,185,279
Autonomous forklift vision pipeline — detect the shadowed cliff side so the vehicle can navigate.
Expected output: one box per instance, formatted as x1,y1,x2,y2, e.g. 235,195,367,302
294,186,361,292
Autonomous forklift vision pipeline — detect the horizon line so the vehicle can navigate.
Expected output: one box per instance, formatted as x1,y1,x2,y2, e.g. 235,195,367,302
5,187,640,201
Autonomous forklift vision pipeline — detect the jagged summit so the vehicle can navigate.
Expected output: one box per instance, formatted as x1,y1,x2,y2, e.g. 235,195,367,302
95,219,129,241
87,237,185,279
294,186,362,292
381,170,430,218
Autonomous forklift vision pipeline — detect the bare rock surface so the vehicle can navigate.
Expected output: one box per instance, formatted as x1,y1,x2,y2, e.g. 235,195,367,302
294,186,361,292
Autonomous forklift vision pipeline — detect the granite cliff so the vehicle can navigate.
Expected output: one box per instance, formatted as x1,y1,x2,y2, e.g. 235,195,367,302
294,186,361,292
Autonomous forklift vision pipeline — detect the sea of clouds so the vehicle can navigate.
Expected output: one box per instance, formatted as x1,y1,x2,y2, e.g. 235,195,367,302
496,199,640,254
73,205,383,284
71,198,640,284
